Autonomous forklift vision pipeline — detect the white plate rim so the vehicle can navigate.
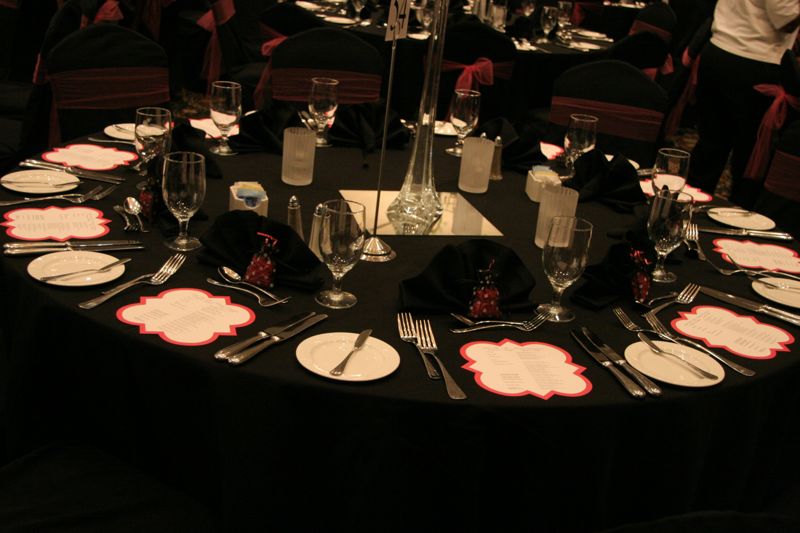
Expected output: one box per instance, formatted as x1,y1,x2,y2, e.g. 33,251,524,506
434,121,457,137
707,207,776,231
751,276,800,309
323,15,356,24
573,29,606,39
1,170,80,194
571,41,602,50
296,332,400,382
103,123,135,141
624,340,724,388
27,250,127,287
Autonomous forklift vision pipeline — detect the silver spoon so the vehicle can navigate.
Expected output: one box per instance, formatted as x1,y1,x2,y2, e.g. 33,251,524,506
124,197,149,233
218,266,289,303
330,329,372,376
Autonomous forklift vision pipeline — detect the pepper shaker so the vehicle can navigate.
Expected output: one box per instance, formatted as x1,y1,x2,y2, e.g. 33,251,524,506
490,136,503,181
307,202,325,260
287,195,304,241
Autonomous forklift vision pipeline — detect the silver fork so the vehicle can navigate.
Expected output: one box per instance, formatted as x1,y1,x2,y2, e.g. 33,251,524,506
0,185,103,206
685,223,707,261
643,312,755,376
78,253,186,309
718,255,800,282
612,307,719,379
397,312,441,380
450,313,549,333
646,283,700,316
416,319,467,400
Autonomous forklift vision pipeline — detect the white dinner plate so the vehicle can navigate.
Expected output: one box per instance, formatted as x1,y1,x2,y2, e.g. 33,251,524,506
408,32,429,40
295,1,321,10
751,276,800,309
707,207,776,231
624,341,724,388
573,29,607,39
570,41,602,51
103,123,135,141
434,121,457,136
1,170,79,194
538,142,640,168
296,332,400,382
323,16,356,24
27,251,127,287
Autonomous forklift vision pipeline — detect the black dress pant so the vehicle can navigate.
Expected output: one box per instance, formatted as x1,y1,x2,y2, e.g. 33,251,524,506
688,42,780,208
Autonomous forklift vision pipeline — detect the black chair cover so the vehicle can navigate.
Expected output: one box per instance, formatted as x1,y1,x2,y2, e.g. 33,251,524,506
755,121,800,238
259,2,325,36
605,30,670,72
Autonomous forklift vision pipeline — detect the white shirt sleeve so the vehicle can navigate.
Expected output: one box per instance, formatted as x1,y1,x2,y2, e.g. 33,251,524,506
765,0,800,31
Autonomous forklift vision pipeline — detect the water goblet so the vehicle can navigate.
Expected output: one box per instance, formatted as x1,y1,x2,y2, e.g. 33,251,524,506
564,113,597,176
315,199,366,309
651,147,690,195
309,77,339,148
647,189,693,283
537,216,593,322
162,151,206,252
539,6,558,42
209,80,242,156
445,89,481,157
134,106,171,187
556,1,573,41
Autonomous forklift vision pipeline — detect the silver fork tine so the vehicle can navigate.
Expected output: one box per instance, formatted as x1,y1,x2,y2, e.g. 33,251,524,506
397,312,441,379
417,319,467,400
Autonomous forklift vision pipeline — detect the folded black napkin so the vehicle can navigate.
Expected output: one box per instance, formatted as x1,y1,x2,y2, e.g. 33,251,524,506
571,241,646,310
198,211,324,291
562,149,646,212
228,107,291,154
170,121,223,179
399,239,536,313
328,102,410,153
475,118,547,173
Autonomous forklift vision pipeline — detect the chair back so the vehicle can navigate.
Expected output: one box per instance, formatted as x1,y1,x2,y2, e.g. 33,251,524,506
629,2,676,45
755,120,800,237
549,59,668,166
259,2,324,39
605,31,669,72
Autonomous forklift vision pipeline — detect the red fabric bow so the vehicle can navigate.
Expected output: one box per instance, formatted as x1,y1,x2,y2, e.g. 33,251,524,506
197,0,236,92
94,0,123,23
744,85,800,182
442,57,495,91
663,52,701,137
261,36,287,57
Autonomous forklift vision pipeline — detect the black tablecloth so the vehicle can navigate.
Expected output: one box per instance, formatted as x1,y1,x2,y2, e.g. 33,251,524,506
1,136,799,532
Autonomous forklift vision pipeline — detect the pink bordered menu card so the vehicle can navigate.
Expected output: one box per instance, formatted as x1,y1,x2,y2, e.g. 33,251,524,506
117,288,256,346
712,238,800,273
460,339,592,399
671,305,794,360
639,179,713,203
42,144,137,171
1,206,110,241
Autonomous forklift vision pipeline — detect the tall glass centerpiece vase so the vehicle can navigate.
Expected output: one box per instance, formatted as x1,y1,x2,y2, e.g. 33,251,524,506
386,0,449,235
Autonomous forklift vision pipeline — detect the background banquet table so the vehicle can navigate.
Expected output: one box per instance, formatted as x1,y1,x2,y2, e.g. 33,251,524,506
1,136,799,532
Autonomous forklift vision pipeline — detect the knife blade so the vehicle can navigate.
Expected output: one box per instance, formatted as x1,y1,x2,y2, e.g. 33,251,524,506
91,184,119,200
21,160,125,185
5,239,142,249
214,311,316,361
699,286,800,328
227,313,328,366
698,226,793,241
4,244,145,256
570,329,646,398
581,327,662,396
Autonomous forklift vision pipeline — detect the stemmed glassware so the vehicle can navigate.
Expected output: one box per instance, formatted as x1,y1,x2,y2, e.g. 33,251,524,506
413,0,434,34
315,199,366,309
564,113,598,176
556,1,573,41
445,89,481,157
539,6,558,43
350,0,365,21
309,77,339,148
209,80,242,156
647,189,693,283
651,147,690,194
537,216,593,322
134,106,171,186
162,151,206,252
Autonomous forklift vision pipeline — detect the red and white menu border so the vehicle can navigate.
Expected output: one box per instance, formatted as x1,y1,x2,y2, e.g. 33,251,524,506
713,238,800,273
42,143,137,171
1,206,110,241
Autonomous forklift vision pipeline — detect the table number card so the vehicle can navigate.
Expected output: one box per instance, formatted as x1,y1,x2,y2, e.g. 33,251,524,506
117,288,256,346
639,180,713,203
671,305,794,359
712,238,800,273
1,206,110,241
42,144,137,171
460,339,592,399
385,0,411,40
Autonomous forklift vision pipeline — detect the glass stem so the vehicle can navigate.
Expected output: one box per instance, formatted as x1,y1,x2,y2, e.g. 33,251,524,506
177,219,189,241
653,252,667,274
331,274,344,294
551,286,565,308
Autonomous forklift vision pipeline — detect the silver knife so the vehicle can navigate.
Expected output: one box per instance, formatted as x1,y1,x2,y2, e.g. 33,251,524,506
699,286,800,328
214,311,316,361
581,327,662,396
4,244,145,256
570,329,646,399
20,160,125,185
227,314,328,366
698,226,793,241
5,239,142,249
92,184,119,200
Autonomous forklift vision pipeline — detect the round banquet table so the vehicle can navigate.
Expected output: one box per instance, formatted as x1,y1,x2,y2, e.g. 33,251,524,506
1,136,799,533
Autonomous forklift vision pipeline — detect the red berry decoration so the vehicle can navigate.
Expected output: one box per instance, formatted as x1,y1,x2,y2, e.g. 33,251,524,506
469,260,502,319
629,248,652,304
245,233,279,289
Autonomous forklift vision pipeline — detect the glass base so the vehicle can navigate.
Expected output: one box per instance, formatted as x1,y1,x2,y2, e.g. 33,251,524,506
445,145,463,157
536,303,574,323
652,269,677,283
210,144,237,156
315,288,357,309
315,135,331,148
165,235,202,252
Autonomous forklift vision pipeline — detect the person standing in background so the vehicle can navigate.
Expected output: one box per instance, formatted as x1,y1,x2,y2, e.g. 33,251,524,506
688,0,799,208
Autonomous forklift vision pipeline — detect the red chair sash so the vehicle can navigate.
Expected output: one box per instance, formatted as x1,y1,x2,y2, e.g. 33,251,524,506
94,0,123,23
765,150,800,202
629,20,672,44
441,58,513,91
550,96,664,141
663,52,701,137
744,85,800,181
271,68,381,104
197,0,236,91
259,24,286,57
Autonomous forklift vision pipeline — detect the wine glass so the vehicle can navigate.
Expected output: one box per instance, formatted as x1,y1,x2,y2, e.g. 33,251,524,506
651,147,690,195
309,77,339,148
539,6,558,43
209,80,242,156
445,89,481,157
315,199,366,309
564,113,598,176
537,216,593,322
134,106,171,187
162,151,206,252
414,0,434,34
556,1,573,41
351,0,365,20
490,0,508,31
647,189,693,283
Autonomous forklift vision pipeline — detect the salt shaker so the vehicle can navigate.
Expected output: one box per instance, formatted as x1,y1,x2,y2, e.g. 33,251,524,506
287,195,304,241
307,202,325,260
490,136,503,181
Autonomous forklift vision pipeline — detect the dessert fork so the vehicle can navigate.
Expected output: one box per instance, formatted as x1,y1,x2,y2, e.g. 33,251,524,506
397,312,440,380
646,283,700,316
449,312,549,333
416,319,467,400
0,185,103,206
